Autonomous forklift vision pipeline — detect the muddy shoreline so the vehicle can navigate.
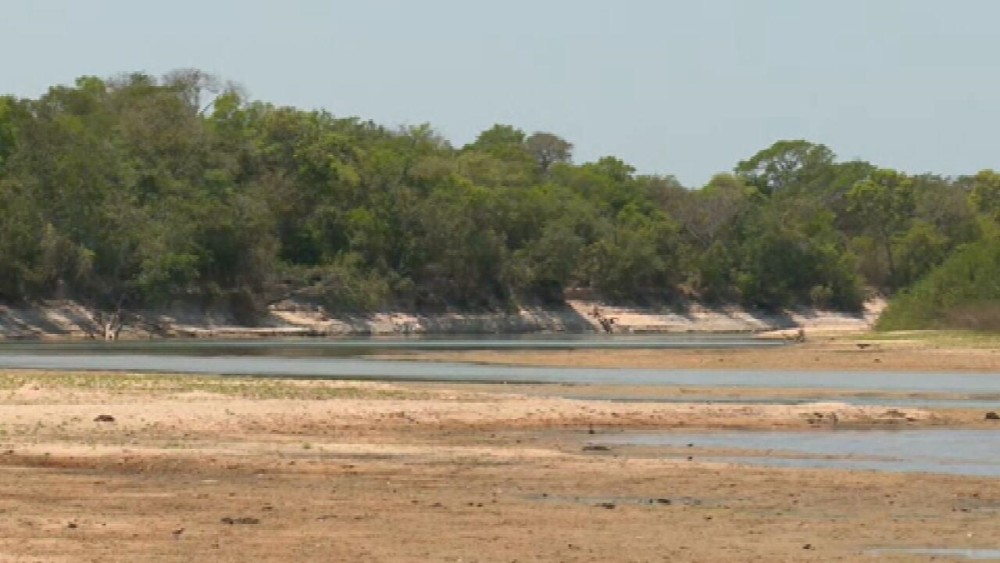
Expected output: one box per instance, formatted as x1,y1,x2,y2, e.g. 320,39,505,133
1,340,999,561
381,336,1000,373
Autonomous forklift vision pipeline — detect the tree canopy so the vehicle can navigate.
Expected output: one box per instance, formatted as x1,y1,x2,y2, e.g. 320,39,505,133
0,70,993,321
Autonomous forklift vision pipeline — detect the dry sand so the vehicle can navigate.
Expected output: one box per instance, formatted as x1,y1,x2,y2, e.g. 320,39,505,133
0,298,881,339
1,366,999,562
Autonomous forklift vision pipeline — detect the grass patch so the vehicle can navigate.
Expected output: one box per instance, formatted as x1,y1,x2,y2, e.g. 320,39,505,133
0,370,419,400
853,330,1000,348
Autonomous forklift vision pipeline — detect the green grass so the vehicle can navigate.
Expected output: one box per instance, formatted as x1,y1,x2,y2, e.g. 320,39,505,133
852,329,1000,348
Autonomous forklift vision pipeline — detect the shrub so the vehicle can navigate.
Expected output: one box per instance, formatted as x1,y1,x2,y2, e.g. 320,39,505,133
878,240,1000,330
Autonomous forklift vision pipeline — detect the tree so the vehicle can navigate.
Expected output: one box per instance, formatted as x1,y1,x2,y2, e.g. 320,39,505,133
969,169,1000,222
0,96,23,174
735,140,836,195
878,239,1000,330
581,205,682,301
466,124,525,151
847,169,914,290
673,174,759,251
734,205,862,310
525,132,572,172
2,70,975,319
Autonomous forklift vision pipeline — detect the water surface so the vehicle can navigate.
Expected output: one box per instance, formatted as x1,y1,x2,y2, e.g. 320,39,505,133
0,337,998,396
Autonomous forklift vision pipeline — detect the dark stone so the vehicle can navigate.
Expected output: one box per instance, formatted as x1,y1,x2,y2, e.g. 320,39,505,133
582,445,611,452
221,517,259,525
93,414,115,422
985,412,1000,421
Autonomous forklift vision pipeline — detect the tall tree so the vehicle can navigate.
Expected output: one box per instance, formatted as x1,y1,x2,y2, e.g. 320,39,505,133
735,140,836,196
525,132,572,172
847,169,914,289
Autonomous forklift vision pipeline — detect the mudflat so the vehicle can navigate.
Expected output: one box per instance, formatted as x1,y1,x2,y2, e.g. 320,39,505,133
381,335,1000,372
0,360,998,562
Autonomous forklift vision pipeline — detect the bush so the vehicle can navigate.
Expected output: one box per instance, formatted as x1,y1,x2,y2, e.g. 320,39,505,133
878,240,1000,330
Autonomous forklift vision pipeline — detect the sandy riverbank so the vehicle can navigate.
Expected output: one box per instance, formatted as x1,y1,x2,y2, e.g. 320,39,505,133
0,298,881,339
1,369,998,561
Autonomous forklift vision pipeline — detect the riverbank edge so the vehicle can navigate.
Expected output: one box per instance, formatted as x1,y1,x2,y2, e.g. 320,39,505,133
0,298,882,340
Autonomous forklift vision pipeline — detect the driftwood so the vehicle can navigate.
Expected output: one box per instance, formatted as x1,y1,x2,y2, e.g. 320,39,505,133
589,307,617,334
91,309,125,341
88,295,131,341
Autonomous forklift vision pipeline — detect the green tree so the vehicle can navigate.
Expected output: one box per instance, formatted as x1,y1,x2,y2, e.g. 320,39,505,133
847,169,914,289
524,132,572,172
969,169,1000,222
735,140,836,195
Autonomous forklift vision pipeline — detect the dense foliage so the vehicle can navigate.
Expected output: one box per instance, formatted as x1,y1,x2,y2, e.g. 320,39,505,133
0,71,993,320
877,239,1000,330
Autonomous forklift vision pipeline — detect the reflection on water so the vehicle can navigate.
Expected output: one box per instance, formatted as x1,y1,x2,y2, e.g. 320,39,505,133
601,429,1000,477
867,548,1000,560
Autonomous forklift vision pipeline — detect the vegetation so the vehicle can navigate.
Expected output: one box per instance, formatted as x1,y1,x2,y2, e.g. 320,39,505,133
877,240,1000,330
0,70,995,326
0,370,418,400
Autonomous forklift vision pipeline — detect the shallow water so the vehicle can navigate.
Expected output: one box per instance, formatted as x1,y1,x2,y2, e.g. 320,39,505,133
600,429,1000,477
0,337,998,396
0,352,998,395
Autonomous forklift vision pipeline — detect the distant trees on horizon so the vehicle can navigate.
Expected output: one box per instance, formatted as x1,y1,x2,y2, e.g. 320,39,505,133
0,69,997,329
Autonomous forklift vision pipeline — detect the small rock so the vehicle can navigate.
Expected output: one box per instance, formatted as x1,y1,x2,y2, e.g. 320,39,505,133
803,543,814,550
596,502,616,510
221,517,259,525
985,412,1000,421
66,522,78,529
582,445,610,452
93,414,115,423
653,498,671,505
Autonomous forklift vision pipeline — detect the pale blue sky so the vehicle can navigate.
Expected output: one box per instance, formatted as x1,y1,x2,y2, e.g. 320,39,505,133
3,0,999,186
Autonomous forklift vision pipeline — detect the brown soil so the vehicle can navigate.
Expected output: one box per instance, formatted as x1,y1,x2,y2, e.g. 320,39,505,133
1,370,998,561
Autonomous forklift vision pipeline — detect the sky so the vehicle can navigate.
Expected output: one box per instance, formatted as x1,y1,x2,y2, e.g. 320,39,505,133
3,0,999,186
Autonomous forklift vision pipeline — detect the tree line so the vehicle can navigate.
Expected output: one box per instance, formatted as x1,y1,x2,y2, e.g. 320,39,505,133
1,70,998,323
